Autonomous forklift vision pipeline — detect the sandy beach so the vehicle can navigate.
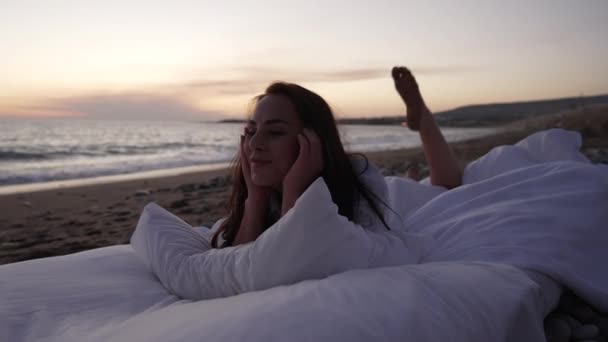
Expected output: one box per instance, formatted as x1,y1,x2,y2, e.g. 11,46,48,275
1,106,607,265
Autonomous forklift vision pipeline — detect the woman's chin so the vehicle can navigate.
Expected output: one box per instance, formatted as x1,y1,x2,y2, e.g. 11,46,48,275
251,176,281,190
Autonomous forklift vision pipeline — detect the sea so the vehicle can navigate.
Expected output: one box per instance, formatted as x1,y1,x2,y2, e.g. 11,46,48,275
0,118,496,192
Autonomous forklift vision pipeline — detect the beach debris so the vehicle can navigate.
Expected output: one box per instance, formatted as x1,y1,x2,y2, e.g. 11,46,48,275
553,313,582,329
197,176,229,190
170,199,189,209
134,189,150,197
197,183,211,190
596,318,608,339
1,242,21,249
569,305,596,323
584,148,608,164
44,216,62,221
177,183,197,193
34,211,52,218
547,291,608,341
217,176,230,187
21,201,33,208
557,292,596,323
179,207,195,214
572,324,600,340
406,162,421,181
544,316,572,342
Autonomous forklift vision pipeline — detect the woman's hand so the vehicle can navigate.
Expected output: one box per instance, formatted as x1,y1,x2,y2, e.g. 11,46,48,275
233,135,272,246
240,134,272,203
281,129,324,215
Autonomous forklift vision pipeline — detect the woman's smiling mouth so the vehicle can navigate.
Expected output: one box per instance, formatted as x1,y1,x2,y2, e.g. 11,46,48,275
250,158,272,167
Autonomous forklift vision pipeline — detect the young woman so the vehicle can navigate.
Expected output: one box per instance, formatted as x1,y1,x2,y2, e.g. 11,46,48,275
211,66,462,248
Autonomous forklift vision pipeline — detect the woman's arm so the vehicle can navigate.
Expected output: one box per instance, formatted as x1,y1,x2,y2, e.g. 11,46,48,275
281,130,325,215
392,66,462,189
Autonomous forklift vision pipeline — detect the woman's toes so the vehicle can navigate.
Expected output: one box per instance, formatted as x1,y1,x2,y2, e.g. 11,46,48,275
392,66,400,80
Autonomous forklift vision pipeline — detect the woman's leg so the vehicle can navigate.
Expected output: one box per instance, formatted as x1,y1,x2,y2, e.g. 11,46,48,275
392,66,462,189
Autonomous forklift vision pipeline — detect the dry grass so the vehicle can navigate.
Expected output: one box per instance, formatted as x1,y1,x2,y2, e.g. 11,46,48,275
366,104,608,178
448,104,608,164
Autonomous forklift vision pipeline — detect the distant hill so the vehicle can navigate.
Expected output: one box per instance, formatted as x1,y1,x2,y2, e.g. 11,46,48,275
432,94,608,127
217,94,608,127
217,119,247,123
337,94,608,127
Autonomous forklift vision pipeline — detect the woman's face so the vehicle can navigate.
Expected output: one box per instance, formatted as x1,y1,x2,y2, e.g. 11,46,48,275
244,94,303,190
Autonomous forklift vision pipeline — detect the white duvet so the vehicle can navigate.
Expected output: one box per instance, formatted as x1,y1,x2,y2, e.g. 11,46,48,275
1,129,607,342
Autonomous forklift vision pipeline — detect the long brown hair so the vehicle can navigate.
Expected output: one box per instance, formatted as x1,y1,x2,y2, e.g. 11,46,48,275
211,82,391,248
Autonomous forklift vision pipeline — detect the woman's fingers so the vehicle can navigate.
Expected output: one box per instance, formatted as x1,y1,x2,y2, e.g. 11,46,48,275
302,129,324,170
305,129,321,158
297,133,310,159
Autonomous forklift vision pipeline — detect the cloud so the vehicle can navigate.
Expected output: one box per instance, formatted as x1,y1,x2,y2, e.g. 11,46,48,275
17,92,220,121
413,65,484,75
1,64,481,119
228,66,389,83
175,64,481,96
149,67,388,102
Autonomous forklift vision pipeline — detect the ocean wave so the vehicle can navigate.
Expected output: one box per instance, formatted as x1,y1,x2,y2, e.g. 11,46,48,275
0,151,52,160
0,156,234,186
0,142,234,161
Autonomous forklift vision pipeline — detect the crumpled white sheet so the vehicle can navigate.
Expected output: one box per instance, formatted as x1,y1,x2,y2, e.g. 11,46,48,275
0,246,552,342
401,129,608,310
1,128,606,342
130,190,422,300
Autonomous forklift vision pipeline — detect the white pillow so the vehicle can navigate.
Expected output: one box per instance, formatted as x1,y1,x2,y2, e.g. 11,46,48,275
130,177,421,301
463,128,590,184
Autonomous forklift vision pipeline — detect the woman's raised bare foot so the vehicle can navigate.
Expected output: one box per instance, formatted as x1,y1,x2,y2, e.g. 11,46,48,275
392,66,429,131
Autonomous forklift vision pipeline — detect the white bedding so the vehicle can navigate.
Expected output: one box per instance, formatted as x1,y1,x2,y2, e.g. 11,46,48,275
1,129,607,342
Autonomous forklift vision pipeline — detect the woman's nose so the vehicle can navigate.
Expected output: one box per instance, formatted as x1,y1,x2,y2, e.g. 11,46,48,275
248,132,264,151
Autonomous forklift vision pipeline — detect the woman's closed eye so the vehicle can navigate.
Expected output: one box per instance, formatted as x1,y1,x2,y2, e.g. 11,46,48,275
268,130,285,137
252,129,286,137
244,127,256,137
244,125,286,138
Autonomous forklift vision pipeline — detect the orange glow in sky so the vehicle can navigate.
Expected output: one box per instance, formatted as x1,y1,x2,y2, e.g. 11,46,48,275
1,1,607,120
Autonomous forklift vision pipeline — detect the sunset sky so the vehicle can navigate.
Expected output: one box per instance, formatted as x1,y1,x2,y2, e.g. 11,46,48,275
1,0,607,121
